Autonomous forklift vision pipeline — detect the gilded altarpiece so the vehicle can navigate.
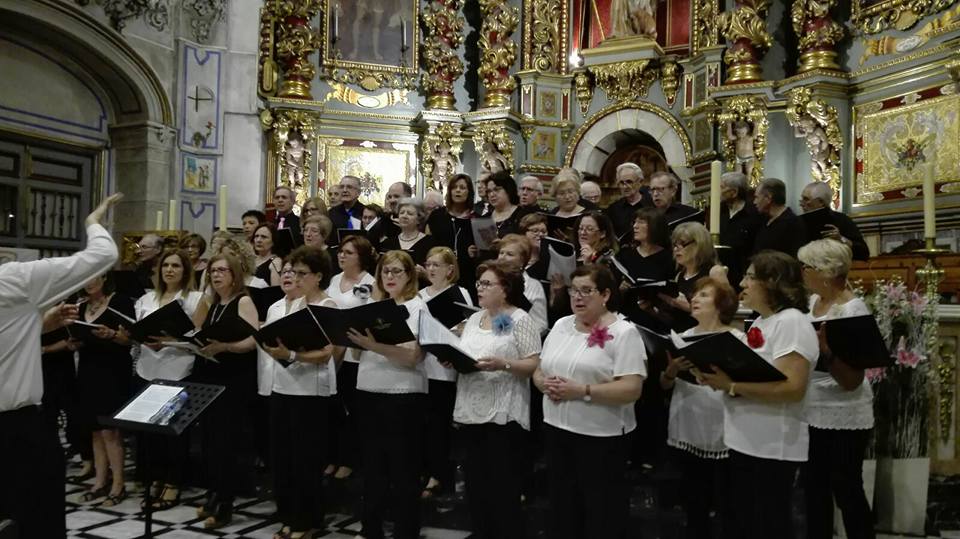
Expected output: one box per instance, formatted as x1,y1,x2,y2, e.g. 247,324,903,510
854,84,960,207
318,138,417,206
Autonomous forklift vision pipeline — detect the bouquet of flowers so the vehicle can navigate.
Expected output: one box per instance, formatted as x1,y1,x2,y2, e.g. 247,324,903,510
864,277,936,382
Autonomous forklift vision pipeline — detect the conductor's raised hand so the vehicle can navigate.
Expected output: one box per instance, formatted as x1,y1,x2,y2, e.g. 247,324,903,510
85,193,124,227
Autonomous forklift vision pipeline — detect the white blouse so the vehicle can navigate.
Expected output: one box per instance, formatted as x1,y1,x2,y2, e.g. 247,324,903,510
135,290,203,382
257,296,301,396
540,315,647,437
356,296,428,394
723,308,819,462
667,327,745,459
806,295,875,431
326,272,375,364
271,297,338,397
523,273,548,333
418,285,474,383
453,309,542,429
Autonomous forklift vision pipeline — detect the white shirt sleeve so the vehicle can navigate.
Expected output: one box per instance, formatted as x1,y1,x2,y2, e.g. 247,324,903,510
612,323,648,378
769,309,819,364
27,223,119,310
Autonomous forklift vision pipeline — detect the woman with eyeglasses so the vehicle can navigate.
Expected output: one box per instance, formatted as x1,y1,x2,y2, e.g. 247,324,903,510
698,250,818,539
548,176,586,242
252,223,283,286
486,171,530,238
798,240,875,539
379,197,437,266
549,212,618,324
301,196,329,221
660,277,741,539
191,253,260,529
519,213,548,270
262,246,340,539
258,259,303,415
302,215,333,251
417,246,474,498
182,232,208,284
454,260,542,539
324,235,377,480
496,234,548,333
349,250,427,539
534,264,646,539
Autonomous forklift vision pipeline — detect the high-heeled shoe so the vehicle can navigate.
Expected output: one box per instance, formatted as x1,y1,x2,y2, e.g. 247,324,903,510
202,502,232,529
100,487,127,507
196,493,218,519
79,485,109,503
151,484,180,511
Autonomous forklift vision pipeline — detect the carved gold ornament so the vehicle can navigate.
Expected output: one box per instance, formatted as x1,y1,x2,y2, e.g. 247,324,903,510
420,122,464,191
937,336,956,442
472,121,516,172
853,0,960,34
859,5,960,65
273,0,324,100
478,0,520,108
692,0,720,53
421,0,465,109
261,108,320,207
660,60,681,108
786,87,843,196
717,0,773,83
258,7,279,97
323,82,409,109
791,0,844,72
574,71,593,116
715,95,769,186
527,0,563,73
591,59,658,103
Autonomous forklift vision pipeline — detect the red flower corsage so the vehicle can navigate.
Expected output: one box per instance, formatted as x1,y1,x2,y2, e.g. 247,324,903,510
587,325,614,348
747,327,765,349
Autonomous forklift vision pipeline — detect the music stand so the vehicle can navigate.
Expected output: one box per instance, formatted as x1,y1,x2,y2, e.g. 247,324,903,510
100,380,224,538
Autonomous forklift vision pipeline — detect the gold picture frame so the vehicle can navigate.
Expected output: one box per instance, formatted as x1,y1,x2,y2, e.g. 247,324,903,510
324,143,414,207
320,0,419,91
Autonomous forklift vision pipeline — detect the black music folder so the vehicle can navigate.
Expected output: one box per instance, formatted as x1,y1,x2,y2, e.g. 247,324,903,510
127,300,195,343
540,212,579,236
309,299,414,349
247,286,285,321
668,209,705,229
637,326,714,383
113,270,147,298
623,279,681,302
190,316,258,345
68,307,134,341
426,286,472,328
337,228,366,244
669,330,787,383
275,227,303,257
801,207,833,239
813,315,893,369
255,307,330,351
417,311,479,374
41,326,72,346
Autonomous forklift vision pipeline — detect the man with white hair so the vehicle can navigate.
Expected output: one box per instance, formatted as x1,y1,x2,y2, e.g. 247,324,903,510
606,162,652,239
423,189,444,216
649,170,700,227
329,175,367,243
800,181,869,260
518,175,544,210
580,181,602,206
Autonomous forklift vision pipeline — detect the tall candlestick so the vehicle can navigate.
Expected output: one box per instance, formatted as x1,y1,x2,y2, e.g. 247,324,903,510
168,199,177,231
923,161,936,239
709,160,722,236
400,18,407,50
332,6,339,43
155,210,164,231
218,185,228,231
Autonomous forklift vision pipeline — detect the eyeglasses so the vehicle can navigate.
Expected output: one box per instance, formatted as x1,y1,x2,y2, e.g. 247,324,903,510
209,267,231,275
650,186,671,193
281,268,296,276
475,280,501,290
526,228,547,236
292,270,314,279
801,263,817,271
617,179,636,186
578,226,599,233
424,262,449,269
569,287,598,298
672,240,695,250
382,268,407,277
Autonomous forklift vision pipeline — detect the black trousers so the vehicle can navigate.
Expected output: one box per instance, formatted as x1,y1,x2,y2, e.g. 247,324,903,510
271,393,329,532
358,391,426,539
0,406,65,539
728,450,799,539
134,377,187,486
41,353,89,460
804,427,875,539
424,379,456,486
198,381,247,510
461,422,526,539
545,424,629,539
330,361,360,469
673,448,734,539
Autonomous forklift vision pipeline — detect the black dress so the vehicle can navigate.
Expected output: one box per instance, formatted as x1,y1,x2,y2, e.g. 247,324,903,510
378,234,438,266
254,256,279,284
76,295,135,428
426,208,478,294
615,246,675,282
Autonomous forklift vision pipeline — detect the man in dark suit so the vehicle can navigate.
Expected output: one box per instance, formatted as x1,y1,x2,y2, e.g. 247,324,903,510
328,175,366,245
272,185,300,234
752,178,808,258
650,171,699,227
606,162,653,240
718,171,761,286
518,175,545,211
799,181,870,261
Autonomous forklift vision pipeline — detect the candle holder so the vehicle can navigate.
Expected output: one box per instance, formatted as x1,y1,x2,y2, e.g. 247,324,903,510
914,237,949,291
913,236,951,441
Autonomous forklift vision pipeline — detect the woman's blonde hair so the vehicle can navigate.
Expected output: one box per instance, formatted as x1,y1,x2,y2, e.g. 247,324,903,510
215,236,257,277
550,177,581,198
425,246,459,284
374,250,419,301
495,234,531,266
303,214,333,241
672,222,716,272
797,239,852,279
204,253,247,302
302,196,329,217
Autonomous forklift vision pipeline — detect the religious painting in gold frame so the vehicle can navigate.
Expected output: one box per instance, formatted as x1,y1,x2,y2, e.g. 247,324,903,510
320,0,419,91
853,87,960,207
530,131,558,163
323,143,413,207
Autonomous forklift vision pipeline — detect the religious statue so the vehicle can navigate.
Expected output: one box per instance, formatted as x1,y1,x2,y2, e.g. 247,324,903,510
283,132,307,191
726,120,756,180
610,0,658,39
785,87,842,193
430,141,458,192
794,116,835,184
480,141,509,173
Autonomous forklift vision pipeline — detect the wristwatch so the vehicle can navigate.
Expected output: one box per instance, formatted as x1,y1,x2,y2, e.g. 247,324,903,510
503,360,511,371
583,384,592,402
728,382,737,397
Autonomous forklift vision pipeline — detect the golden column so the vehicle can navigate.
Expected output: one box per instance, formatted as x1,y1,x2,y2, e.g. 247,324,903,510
717,0,773,84
478,0,520,108
791,0,845,73
421,0,465,110
273,0,323,100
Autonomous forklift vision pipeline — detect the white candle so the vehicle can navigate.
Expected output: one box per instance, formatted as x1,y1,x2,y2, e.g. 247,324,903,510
218,185,228,231
710,160,722,236
333,7,339,43
168,199,177,231
155,210,164,231
400,18,407,50
923,161,936,239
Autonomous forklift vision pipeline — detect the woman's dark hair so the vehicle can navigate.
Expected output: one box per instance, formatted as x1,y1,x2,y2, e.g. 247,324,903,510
252,222,278,255
82,271,116,297
749,250,808,313
288,245,333,289
364,203,384,219
154,249,195,295
570,264,620,311
181,233,207,261
445,173,476,210
576,211,618,254
475,260,527,309
242,209,267,223
633,207,670,249
519,212,548,233
339,234,378,274
486,171,520,205
693,277,738,325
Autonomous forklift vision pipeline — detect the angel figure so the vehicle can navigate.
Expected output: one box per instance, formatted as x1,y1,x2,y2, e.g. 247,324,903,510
430,142,458,192
726,120,756,179
480,142,508,174
611,0,658,39
283,133,307,191
794,116,832,180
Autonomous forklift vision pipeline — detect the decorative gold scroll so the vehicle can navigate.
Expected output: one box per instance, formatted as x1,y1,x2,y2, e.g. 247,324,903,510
853,0,960,34
478,0,520,108
421,0,465,109
717,0,773,83
472,120,516,173
591,59,658,103
791,0,845,72
260,107,320,207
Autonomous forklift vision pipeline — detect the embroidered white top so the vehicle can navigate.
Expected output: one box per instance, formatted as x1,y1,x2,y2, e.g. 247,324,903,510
540,315,647,437
271,297,338,397
418,285,474,383
805,295,875,431
453,309,541,429
523,273,548,332
326,272,375,364
257,296,300,396
135,290,203,381
723,308,819,462
356,296,428,394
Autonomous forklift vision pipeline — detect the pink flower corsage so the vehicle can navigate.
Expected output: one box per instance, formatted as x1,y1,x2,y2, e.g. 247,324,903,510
747,327,765,349
587,325,614,348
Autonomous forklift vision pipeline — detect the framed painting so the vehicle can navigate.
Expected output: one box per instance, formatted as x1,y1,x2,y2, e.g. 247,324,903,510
530,131,558,163
323,141,414,206
181,153,217,194
570,0,690,53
